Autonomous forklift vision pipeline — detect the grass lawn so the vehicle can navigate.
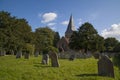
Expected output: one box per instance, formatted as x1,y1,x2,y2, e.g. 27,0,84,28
0,55,120,80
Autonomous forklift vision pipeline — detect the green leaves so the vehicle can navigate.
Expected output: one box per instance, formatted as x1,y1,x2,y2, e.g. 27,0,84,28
34,27,55,52
69,22,104,52
104,37,119,52
0,11,33,53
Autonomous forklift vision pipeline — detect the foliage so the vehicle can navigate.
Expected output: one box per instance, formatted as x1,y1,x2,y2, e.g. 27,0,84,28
47,46,58,53
23,43,35,55
68,31,79,50
0,11,33,54
0,55,119,80
113,53,120,69
53,32,60,47
69,22,105,52
114,43,120,52
104,37,119,52
0,11,60,56
42,46,58,54
34,27,55,52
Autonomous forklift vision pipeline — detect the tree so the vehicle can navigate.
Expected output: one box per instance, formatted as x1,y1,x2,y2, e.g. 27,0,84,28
69,22,105,53
113,53,120,69
69,31,79,50
53,32,60,48
104,37,119,52
114,43,120,52
34,27,55,53
113,42,120,69
0,11,33,55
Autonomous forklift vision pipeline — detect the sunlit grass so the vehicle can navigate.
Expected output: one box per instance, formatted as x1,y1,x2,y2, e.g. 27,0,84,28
0,55,119,80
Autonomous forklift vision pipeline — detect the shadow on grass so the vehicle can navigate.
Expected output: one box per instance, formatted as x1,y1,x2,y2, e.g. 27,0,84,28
33,62,51,68
76,73,98,77
76,73,115,79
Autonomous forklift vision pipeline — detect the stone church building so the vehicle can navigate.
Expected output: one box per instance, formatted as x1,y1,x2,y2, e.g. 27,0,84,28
57,15,77,58
57,15,92,58
57,15,76,52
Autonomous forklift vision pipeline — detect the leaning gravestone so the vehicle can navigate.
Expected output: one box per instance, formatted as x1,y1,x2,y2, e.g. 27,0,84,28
48,51,59,67
42,54,49,65
98,55,114,78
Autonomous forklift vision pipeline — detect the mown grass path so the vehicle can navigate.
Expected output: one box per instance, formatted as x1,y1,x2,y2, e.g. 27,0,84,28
0,55,119,80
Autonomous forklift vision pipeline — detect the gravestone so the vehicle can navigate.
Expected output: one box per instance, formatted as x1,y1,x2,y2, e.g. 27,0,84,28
24,52,29,59
42,54,49,65
93,53,100,59
0,50,6,56
16,51,22,58
98,55,114,78
69,54,75,61
48,51,59,67
34,51,39,57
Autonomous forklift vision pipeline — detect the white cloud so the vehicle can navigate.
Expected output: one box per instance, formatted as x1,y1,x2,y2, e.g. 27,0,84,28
50,26,56,30
61,20,69,26
101,23,120,41
47,23,56,26
47,23,56,31
78,18,82,25
41,12,57,23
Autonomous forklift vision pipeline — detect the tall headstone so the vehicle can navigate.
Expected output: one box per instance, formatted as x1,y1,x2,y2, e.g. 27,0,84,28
48,51,59,67
42,54,49,65
98,55,114,78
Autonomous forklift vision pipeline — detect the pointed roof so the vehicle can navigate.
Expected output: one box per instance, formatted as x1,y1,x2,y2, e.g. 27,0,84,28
65,15,75,37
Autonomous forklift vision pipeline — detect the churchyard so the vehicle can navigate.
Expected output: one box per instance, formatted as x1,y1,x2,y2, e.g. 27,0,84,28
0,55,120,80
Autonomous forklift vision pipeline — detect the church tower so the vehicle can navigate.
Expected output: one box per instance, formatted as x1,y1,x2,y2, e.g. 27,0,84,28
65,15,76,39
57,15,76,52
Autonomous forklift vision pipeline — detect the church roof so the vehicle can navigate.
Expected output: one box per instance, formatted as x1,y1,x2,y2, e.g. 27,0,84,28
65,15,76,34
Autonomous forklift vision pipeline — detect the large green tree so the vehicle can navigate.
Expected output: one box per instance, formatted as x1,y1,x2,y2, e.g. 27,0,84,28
69,22,105,53
34,27,55,53
53,32,60,48
114,43,120,52
0,11,33,55
112,41,120,69
104,37,119,52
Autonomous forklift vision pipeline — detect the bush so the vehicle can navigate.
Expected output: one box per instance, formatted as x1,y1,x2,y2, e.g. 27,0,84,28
42,46,58,54
113,53,120,69
23,43,35,55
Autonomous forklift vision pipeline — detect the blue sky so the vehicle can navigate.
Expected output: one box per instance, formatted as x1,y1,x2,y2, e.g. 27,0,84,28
1,0,120,40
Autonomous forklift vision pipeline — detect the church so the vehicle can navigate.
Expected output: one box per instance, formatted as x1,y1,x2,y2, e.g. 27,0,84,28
57,15,76,52
57,15,92,58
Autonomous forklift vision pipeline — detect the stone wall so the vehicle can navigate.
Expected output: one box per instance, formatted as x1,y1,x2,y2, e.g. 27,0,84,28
58,50,92,59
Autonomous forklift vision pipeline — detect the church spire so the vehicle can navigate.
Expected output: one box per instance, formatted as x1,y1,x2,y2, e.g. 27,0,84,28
65,15,76,38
